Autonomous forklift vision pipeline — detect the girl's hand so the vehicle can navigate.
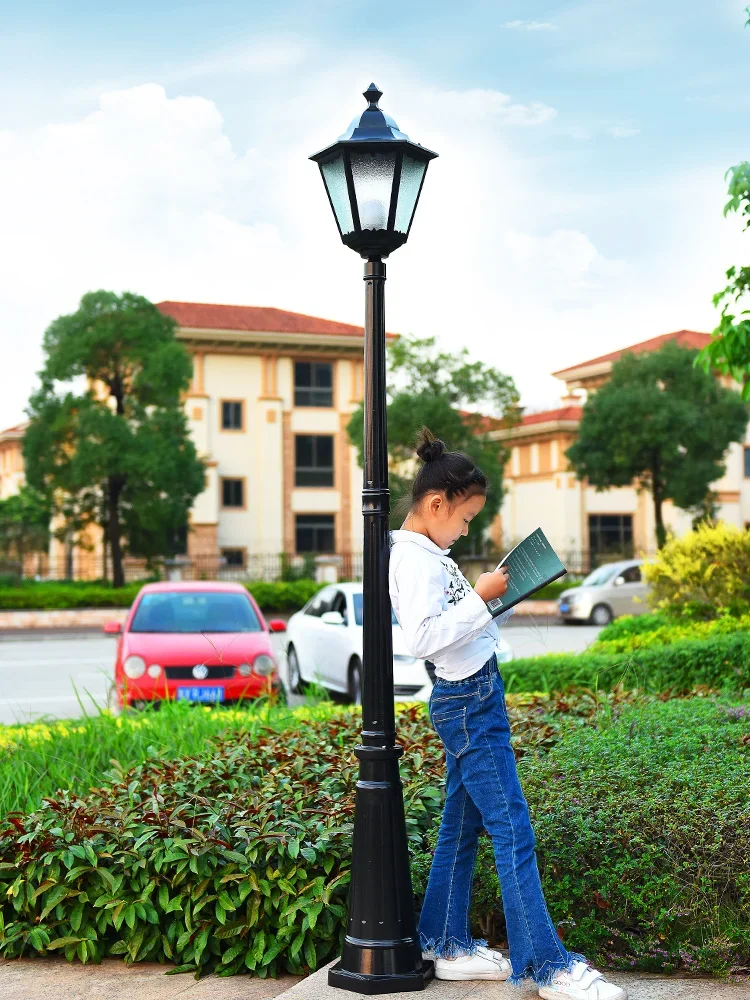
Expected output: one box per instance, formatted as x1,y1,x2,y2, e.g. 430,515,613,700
474,568,510,603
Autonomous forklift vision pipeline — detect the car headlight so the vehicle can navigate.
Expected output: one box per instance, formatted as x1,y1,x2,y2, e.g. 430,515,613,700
253,654,276,676
237,662,252,677
146,663,162,678
123,655,146,679
394,654,416,664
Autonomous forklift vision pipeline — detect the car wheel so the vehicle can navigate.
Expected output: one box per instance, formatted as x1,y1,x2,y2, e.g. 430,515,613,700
107,683,123,716
287,645,302,694
590,604,613,626
348,657,362,706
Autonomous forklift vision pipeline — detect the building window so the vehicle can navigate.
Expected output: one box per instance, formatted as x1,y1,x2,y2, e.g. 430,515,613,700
294,361,333,407
296,514,335,553
589,514,633,557
221,400,244,431
295,435,334,487
744,446,750,478
222,548,245,568
221,478,245,508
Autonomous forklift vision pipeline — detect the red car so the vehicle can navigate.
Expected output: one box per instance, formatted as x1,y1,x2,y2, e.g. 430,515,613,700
104,581,287,711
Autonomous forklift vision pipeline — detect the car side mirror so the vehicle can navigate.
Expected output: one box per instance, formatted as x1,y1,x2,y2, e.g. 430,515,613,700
268,619,287,633
103,621,122,634
321,611,345,626
614,576,625,587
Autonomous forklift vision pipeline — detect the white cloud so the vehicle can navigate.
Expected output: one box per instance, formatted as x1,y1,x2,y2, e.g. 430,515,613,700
608,125,641,138
503,229,626,303
504,20,557,31
432,88,557,126
0,63,743,433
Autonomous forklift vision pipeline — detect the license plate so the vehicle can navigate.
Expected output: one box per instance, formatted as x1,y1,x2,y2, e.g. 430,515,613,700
559,603,570,613
176,686,225,703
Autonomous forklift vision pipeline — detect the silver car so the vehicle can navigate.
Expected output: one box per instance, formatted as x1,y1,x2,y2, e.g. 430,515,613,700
557,559,649,626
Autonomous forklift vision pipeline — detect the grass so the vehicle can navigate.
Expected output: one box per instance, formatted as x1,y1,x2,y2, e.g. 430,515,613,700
0,696,341,817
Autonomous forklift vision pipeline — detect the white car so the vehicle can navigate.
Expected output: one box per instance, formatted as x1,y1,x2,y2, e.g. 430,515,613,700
285,582,512,703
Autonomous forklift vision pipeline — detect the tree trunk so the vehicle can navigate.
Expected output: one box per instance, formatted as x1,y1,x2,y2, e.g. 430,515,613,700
107,476,125,588
652,454,666,549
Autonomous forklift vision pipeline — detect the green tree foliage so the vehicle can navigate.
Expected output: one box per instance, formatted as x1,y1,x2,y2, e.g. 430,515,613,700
24,291,205,587
0,484,51,570
566,343,748,549
696,12,750,397
346,336,519,556
696,161,750,399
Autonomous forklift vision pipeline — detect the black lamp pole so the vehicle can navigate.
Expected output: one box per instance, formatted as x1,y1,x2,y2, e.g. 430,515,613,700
310,87,437,994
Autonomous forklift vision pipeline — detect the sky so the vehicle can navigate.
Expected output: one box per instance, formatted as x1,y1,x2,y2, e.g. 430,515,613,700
0,0,749,431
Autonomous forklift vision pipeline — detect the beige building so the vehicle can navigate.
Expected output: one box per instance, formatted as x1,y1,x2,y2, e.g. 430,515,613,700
492,329,750,569
0,422,27,501
30,301,387,579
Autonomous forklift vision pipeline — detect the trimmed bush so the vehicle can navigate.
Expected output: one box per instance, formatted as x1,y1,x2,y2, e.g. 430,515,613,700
503,632,750,694
591,613,750,655
643,522,750,617
414,696,750,978
0,580,325,614
0,693,637,974
528,580,581,601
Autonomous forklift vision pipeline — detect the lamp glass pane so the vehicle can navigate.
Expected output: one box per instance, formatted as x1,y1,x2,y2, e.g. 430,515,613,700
394,154,426,234
321,155,354,235
350,150,396,230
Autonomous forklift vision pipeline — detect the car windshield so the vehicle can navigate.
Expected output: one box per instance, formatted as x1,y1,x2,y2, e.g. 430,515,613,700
130,592,262,633
352,593,399,627
581,564,622,588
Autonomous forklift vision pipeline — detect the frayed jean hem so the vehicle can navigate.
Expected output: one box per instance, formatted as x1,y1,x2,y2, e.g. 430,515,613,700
419,933,488,960
507,950,588,988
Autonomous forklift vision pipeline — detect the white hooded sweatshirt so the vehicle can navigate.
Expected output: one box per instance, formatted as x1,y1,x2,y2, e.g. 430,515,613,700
389,529,513,682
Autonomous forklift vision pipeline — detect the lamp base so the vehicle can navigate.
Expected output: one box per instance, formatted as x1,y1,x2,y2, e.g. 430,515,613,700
328,959,435,995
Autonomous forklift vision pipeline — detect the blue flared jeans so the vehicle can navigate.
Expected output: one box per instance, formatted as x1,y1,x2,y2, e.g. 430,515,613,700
418,654,586,986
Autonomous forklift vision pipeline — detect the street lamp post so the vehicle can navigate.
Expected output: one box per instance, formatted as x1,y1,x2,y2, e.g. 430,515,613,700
310,86,438,995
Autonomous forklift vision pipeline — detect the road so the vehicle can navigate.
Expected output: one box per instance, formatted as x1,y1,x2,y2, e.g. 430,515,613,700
0,618,602,725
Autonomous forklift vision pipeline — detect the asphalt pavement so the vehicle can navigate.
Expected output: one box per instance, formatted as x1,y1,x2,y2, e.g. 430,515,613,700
0,618,602,725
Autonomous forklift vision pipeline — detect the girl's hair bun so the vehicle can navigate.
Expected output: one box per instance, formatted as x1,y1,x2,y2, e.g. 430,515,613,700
415,427,446,464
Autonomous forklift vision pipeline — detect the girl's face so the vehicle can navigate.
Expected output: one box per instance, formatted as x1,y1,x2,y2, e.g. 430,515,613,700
406,490,486,551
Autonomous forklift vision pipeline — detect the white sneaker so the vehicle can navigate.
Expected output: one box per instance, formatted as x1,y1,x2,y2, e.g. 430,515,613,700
434,949,511,981
538,960,627,1000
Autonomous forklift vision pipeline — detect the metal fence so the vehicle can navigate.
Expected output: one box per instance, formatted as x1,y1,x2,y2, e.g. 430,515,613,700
5,551,366,585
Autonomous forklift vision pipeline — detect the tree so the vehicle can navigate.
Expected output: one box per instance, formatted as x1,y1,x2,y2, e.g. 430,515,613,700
696,10,750,398
346,335,519,557
0,484,51,572
566,343,748,550
24,291,206,587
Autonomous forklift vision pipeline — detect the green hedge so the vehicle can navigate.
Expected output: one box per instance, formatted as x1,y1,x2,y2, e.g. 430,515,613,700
1,695,747,977
413,696,750,977
503,631,750,695
591,612,750,655
0,580,324,613
529,579,581,601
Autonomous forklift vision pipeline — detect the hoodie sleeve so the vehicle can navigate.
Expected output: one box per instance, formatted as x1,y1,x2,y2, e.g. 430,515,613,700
390,544,494,660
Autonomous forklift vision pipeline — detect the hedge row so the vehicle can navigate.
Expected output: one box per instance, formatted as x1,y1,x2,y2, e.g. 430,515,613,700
591,612,750,655
0,580,324,613
1,694,747,977
503,631,750,695
412,696,750,977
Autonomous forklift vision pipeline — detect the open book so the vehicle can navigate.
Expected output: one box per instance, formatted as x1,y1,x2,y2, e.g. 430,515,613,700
485,527,567,617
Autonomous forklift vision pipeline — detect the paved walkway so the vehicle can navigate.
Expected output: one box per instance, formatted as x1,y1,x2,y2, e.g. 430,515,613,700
0,958,300,999
0,958,747,1000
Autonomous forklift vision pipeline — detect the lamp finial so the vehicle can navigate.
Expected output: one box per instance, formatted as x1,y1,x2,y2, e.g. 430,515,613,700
363,83,383,107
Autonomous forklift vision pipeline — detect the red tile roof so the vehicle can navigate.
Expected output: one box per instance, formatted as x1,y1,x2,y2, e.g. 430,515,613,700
156,301,397,339
521,406,583,426
458,409,503,432
0,422,28,437
552,329,711,376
